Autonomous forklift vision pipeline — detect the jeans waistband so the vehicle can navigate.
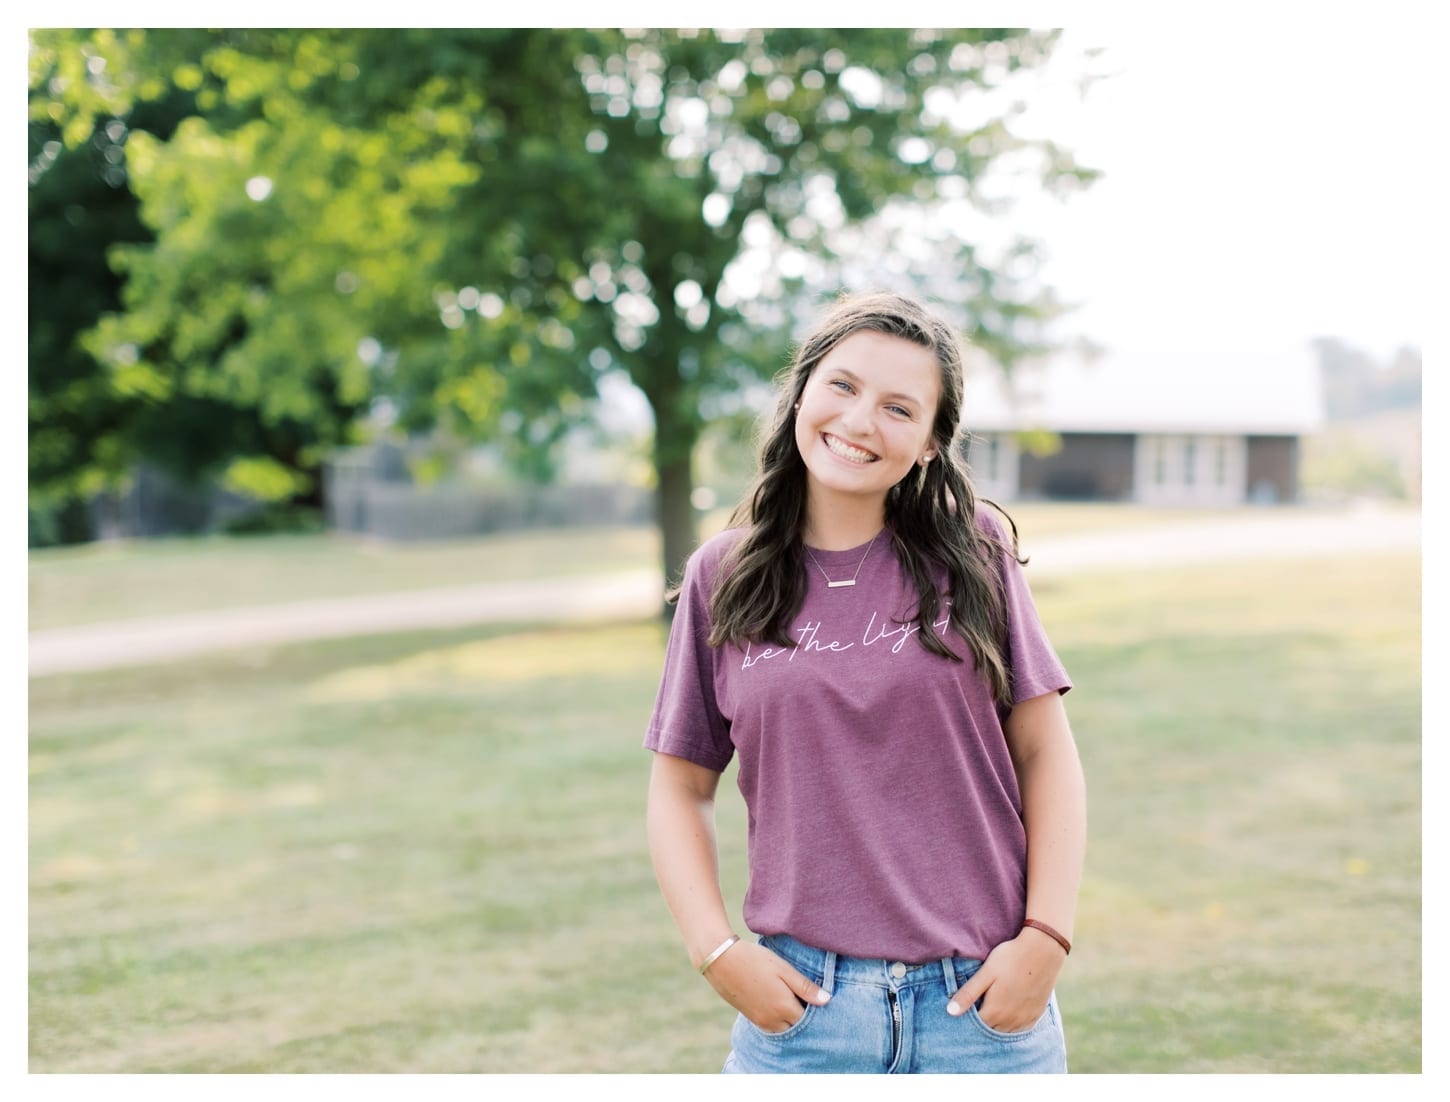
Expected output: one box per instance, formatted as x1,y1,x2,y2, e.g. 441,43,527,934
761,932,982,993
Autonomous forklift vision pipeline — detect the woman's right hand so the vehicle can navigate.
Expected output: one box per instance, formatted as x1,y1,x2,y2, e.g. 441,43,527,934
701,939,831,1033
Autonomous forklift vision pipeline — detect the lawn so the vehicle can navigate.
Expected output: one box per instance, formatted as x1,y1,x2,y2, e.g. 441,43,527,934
28,549,1420,1072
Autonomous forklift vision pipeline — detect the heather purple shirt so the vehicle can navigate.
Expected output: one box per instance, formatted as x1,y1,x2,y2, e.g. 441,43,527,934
645,511,1071,963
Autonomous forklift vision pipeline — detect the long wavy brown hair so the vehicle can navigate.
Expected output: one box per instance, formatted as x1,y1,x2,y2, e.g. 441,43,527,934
688,291,1025,704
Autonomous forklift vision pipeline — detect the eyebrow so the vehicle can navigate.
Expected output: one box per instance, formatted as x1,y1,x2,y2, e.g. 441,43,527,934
830,367,927,408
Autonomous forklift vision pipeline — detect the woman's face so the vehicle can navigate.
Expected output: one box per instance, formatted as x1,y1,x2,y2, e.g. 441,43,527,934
792,330,942,514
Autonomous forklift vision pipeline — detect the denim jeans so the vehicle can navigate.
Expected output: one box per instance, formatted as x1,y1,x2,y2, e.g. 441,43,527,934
721,933,1068,1074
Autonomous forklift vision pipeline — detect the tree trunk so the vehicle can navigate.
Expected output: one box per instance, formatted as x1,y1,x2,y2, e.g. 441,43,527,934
639,328,701,622
654,444,697,622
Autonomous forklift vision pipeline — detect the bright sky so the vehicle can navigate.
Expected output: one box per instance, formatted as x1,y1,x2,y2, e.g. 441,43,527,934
1012,19,1432,364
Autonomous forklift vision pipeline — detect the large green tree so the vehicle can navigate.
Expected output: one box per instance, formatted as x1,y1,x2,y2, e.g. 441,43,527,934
30,29,1096,583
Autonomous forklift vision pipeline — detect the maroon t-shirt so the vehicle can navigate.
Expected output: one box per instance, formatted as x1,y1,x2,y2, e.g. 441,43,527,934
645,511,1071,962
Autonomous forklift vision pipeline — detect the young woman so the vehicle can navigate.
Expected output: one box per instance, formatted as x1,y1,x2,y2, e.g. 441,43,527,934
644,292,1085,1074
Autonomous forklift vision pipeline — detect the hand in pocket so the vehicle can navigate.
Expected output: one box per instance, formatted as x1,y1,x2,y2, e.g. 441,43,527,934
704,939,831,1033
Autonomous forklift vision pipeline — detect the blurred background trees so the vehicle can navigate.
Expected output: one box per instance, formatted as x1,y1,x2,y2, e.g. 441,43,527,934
29,28,1098,581
1301,337,1421,502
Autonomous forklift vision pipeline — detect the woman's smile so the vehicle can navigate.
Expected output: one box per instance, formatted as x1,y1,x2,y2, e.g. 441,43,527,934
822,433,880,464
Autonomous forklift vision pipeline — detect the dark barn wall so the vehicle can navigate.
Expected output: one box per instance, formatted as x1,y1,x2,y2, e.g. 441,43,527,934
1017,433,1137,501
1245,435,1299,503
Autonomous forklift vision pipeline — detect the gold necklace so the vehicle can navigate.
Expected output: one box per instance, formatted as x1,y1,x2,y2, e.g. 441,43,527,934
805,531,880,589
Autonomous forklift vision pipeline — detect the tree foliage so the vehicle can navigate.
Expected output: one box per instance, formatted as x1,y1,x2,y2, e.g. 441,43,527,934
29,28,1097,576
27,59,195,541
1311,337,1421,421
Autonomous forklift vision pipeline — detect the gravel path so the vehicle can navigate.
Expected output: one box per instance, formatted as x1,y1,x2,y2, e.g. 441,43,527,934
28,505,1419,678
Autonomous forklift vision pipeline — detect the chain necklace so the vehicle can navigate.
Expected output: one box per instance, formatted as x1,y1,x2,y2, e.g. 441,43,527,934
805,530,881,589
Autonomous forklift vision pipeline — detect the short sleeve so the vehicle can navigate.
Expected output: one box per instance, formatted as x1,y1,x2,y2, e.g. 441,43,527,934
978,509,1073,705
643,540,736,772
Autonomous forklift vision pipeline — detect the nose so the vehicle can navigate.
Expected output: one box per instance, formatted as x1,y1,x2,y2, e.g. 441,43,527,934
839,396,876,438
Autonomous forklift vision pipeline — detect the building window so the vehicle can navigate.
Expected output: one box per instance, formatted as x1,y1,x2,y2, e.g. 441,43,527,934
1141,433,1244,504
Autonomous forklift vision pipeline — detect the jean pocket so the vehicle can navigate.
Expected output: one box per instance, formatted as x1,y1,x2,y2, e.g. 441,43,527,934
965,998,1053,1042
738,1000,817,1041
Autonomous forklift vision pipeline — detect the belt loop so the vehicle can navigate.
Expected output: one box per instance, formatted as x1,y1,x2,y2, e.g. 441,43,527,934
821,947,838,995
940,956,957,996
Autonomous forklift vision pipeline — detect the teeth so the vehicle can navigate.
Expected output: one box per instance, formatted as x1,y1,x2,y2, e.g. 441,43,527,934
825,434,877,463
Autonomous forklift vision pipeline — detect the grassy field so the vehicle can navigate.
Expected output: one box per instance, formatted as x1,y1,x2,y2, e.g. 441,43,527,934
27,503,1354,631
29,548,1420,1072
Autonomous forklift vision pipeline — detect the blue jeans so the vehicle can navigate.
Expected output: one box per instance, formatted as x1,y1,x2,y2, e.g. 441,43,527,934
721,933,1068,1074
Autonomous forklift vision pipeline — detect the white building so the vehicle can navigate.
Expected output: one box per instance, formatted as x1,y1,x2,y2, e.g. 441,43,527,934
960,341,1325,506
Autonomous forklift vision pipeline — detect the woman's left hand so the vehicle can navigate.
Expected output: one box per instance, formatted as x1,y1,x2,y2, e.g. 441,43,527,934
946,930,1065,1033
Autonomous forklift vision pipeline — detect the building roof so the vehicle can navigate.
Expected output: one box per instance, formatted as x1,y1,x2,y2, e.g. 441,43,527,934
960,339,1326,436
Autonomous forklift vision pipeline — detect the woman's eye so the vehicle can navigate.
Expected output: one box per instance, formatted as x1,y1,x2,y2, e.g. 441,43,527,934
830,380,852,392
887,405,910,417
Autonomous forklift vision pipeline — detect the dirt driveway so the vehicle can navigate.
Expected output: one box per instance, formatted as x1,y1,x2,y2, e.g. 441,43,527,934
28,503,1419,678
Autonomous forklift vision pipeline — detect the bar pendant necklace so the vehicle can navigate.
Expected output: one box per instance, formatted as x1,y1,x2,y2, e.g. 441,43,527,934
806,531,880,589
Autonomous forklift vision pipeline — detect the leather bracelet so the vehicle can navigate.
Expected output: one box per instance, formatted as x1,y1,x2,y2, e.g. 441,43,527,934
698,934,741,975
1022,918,1072,956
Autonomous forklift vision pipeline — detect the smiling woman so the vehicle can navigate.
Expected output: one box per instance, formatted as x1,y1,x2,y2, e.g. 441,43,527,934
792,332,941,527
643,292,1087,1074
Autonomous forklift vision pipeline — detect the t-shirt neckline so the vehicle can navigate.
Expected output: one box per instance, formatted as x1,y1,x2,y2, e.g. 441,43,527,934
802,528,888,564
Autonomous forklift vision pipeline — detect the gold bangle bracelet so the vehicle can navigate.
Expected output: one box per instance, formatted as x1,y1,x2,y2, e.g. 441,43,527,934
698,934,741,975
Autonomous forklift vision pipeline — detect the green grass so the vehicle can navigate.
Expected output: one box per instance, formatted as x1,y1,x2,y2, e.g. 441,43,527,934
29,550,1420,1072
27,524,660,630
1038,554,1421,1072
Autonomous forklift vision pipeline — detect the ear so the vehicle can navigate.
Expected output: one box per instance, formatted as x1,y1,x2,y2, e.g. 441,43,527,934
920,451,937,465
